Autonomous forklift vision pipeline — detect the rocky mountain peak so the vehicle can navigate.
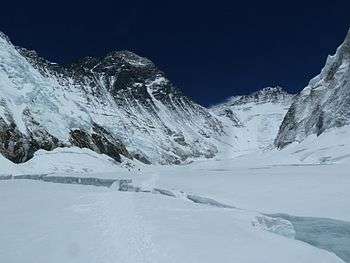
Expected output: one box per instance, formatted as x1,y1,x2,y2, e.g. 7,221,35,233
0,31,224,165
67,50,154,73
255,86,288,95
105,50,154,67
248,86,292,103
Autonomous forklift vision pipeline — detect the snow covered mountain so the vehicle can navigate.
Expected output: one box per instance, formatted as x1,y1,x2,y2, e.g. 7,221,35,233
0,31,224,164
3,26,350,165
210,87,294,154
1,29,350,263
275,29,350,148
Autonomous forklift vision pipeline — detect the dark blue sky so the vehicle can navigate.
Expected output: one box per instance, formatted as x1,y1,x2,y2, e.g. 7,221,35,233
1,0,349,106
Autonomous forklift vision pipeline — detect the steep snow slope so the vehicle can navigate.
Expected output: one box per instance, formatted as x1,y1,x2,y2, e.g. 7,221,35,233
276,29,350,148
211,87,293,154
275,124,350,164
0,31,224,164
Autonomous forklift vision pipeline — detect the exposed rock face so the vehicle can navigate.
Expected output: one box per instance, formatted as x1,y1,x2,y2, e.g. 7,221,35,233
69,124,131,163
0,32,224,164
211,87,294,153
275,29,350,148
0,115,61,163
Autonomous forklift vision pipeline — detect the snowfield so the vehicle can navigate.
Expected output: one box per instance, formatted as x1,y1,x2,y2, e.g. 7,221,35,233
1,126,350,262
0,180,344,263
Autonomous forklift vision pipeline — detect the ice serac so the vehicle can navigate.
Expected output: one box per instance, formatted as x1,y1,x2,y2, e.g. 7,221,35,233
211,87,294,153
0,32,224,164
275,29,350,148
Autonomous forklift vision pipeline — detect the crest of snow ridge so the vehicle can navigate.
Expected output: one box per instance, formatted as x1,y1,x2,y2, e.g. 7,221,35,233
212,87,293,110
211,86,293,120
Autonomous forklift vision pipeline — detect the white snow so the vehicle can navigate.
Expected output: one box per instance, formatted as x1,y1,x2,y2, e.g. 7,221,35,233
0,180,344,263
130,125,350,222
12,147,129,176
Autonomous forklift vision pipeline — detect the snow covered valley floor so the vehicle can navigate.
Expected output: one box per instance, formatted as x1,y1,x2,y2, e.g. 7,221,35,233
0,179,348,263
1,136,350,262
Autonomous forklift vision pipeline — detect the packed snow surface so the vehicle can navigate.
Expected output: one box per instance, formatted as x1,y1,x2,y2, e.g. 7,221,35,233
0,181,344,263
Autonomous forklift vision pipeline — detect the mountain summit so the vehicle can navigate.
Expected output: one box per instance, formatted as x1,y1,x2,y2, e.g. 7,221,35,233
0,32,224,164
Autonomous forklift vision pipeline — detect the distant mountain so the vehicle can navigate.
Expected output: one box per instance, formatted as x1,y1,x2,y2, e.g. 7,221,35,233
0,31,224,164
275,29,350,148
224,86,293,105
210,87,294,154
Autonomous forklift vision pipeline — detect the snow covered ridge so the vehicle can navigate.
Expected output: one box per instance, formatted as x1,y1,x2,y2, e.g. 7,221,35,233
214,86,294,107
210,86,294,153
275,28,350,148
0,31,224,164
